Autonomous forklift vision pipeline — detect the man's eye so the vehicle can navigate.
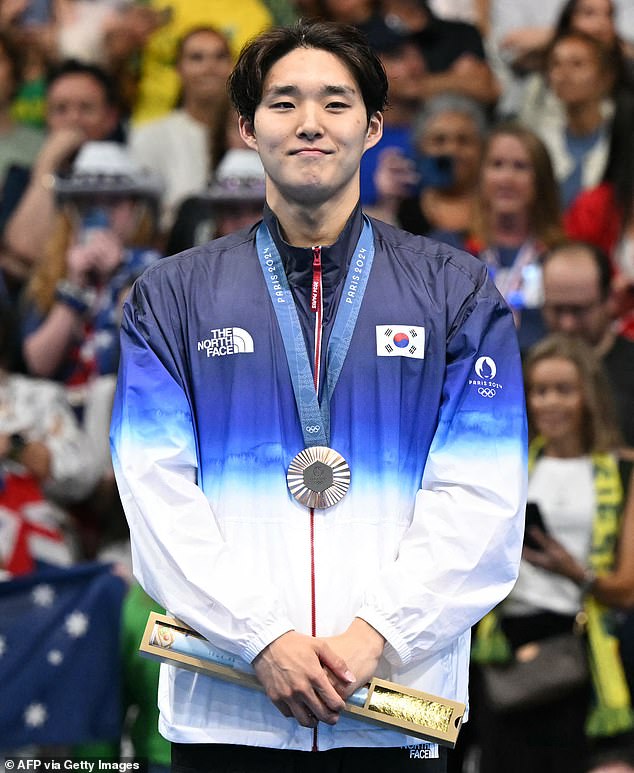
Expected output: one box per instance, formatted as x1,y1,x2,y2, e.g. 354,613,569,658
327,102,348,109
271,101,294,109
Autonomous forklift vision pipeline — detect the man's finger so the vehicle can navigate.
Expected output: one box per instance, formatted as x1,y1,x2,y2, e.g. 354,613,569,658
272,699,293,718
285,698,320,728
314,641,356,685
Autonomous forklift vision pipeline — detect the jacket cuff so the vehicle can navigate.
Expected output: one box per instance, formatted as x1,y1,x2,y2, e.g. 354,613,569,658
242,621,296,664
356,606,411,667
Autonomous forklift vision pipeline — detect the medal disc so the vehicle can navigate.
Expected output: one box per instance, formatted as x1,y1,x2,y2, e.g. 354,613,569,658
287,446,350,509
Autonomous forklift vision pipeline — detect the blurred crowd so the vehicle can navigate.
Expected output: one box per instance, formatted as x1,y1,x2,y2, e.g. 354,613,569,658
1,0,634,771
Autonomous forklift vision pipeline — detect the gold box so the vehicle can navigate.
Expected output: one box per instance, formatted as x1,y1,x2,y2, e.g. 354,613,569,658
139,612,465,747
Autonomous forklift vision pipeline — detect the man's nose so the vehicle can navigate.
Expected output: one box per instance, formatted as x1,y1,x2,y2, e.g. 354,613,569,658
63,105,84,125
557,312,581,333
296,106,324,139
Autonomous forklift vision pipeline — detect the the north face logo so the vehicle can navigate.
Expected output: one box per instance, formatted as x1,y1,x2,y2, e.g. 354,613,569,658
197,327,254,357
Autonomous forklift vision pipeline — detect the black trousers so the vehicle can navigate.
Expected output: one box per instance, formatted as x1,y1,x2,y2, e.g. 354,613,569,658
171,742,448,773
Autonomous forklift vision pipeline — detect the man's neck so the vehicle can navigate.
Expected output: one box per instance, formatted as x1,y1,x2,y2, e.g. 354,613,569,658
268,193,358,248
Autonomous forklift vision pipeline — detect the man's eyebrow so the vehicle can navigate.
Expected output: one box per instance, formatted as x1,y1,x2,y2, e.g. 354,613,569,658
264,84,357,98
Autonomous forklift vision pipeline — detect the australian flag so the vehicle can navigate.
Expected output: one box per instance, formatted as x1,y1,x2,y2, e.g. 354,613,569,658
0,562,126,748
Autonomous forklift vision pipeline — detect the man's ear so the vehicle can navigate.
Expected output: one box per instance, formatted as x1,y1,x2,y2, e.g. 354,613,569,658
364,112,383,151
239,116,258,150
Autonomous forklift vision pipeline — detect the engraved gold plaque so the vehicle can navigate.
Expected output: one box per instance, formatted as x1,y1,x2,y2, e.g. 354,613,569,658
139,613,465,747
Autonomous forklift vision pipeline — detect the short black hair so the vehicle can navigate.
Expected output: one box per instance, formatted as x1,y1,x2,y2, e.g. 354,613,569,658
228,19,388,124
46,59,119,108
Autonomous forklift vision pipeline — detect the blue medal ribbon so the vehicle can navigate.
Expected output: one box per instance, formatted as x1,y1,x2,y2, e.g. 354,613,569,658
256,216,375,448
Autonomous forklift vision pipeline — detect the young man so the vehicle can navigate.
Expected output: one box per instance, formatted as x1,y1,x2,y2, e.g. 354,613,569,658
111,20,527,773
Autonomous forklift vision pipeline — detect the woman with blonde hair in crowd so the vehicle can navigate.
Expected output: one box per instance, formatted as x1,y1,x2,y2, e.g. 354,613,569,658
20,141,162,416
473,333,634,773
465,122,564,350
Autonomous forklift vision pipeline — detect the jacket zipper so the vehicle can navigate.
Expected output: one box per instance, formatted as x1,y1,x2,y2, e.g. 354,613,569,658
310,246,322,752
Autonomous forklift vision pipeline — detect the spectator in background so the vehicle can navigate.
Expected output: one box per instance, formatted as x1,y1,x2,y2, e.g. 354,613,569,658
20,141,161,414
0,30,44,185
517,0,634,158
129,26,233,237
465,122,564,351
541,241,634,448
129,0,274,124
17,141,162,562
555,0,634,69
368,92,486,248
525,31,617,211
540,243,634,764
166,148,265,254
565,90,634,338
0,300,99,503
2,60,122,284
0,303,100,575
359,20,426,206
426,0,489,34
0,28,45,305
475,333,634,773
379,0,500,106
318,0,379,25
0,0,59,130
488,0,634,119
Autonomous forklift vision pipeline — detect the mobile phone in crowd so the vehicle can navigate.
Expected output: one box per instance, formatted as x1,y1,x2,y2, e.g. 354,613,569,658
18,0,52,26
414,154,454,192
80,208,111,245
523,502,549,550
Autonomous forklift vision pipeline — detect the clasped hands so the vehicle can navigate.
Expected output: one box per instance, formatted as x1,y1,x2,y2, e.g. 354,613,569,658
253,618,385,729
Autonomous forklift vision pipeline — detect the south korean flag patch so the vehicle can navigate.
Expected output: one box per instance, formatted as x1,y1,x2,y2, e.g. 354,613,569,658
376,325,425,359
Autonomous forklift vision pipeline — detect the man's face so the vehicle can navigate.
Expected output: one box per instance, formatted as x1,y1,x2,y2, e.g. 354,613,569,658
542,250,611,346
239,47,382,209
420,111,482,191
46,73,118,140
381,43,427,106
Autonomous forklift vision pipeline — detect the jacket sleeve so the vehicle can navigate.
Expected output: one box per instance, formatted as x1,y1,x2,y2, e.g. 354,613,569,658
356,266,528,667
110,278,295,663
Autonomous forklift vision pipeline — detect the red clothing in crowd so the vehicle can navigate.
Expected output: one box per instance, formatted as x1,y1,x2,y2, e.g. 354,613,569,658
565,182,634,340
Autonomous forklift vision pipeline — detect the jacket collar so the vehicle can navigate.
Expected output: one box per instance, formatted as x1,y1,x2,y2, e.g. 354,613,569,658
262,203,364,289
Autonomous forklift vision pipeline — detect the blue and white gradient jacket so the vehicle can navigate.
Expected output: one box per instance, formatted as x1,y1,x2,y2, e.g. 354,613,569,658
110,205,528,749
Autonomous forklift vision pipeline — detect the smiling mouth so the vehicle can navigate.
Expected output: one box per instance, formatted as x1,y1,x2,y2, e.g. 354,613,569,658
290,148,330,156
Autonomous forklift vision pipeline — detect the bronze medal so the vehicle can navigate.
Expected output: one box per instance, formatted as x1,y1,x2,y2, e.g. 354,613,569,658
287,446,350,509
